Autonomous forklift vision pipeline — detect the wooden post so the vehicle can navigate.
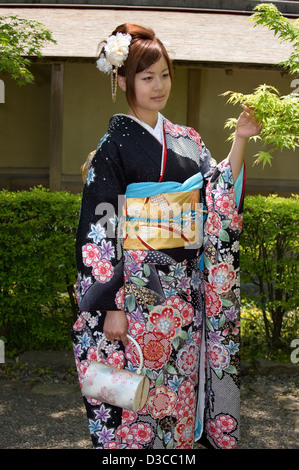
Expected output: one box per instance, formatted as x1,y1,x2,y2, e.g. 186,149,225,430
49,63,64,191
187,68,201,132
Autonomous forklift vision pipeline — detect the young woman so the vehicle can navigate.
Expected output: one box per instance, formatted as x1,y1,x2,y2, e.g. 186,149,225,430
73,23,262,449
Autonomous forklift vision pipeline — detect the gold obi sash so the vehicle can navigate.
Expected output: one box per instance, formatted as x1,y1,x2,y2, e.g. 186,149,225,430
122,173,204,251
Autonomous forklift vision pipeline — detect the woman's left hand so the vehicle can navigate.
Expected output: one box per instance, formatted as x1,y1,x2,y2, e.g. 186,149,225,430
235,105,263,140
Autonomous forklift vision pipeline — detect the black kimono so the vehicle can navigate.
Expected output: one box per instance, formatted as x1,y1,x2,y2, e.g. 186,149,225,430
72,114,244,449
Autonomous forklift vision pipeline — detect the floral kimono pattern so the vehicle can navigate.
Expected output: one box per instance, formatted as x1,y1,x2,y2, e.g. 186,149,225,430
72,114,245,449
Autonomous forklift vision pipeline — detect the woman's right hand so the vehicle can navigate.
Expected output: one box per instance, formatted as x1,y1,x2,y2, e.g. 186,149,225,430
104,310,129,346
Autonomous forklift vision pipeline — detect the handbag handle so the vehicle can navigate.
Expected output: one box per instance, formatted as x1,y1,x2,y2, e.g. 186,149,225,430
97,334,144,375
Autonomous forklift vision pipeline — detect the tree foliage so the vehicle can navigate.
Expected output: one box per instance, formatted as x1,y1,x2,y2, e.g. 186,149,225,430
0,15,56,85
223,84,299,167
222,3,299,167
241,194,299,349
251,2,299,75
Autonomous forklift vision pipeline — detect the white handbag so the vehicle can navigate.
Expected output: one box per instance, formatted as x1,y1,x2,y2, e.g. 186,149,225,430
81,334,150,412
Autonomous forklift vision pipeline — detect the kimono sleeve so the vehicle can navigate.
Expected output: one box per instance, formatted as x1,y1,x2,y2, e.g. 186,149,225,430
75,136,126,312
206,155,246,218
200,146,243,449
199,139,246,216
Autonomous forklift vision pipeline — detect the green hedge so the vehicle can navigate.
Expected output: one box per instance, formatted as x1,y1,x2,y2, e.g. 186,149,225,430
0,188,298,355
241,194,299,349
0,187,81,354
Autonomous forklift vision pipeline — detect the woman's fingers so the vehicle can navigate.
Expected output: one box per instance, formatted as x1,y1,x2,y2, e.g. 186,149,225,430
103,310,129,346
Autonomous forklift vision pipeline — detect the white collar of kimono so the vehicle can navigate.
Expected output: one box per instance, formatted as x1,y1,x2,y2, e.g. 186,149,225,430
124,112,164,145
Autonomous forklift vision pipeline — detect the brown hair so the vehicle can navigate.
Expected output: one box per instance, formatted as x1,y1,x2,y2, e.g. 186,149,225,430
99,23,173,108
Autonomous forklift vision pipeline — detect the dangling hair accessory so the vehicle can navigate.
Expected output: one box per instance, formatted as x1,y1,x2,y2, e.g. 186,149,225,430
111,66,118,103
96,32,132,102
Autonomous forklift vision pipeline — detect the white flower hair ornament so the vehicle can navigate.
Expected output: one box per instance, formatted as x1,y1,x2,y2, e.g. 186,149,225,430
96,32,132,102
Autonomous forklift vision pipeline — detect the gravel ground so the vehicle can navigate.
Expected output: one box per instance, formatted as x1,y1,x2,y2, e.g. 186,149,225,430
0,356,298,450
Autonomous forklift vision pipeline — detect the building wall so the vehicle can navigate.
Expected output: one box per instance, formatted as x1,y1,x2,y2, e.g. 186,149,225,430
198,67,298,187
0,61,298,193
0,65,51,190
61,62,188,176
0,64,51,168
58,62,299,187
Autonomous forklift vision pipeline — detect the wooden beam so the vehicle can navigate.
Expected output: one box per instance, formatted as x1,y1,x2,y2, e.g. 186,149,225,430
187,68,201,132
49,63,64,191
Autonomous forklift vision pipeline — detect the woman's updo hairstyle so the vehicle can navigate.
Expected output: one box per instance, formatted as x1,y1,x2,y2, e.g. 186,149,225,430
99,23,173,108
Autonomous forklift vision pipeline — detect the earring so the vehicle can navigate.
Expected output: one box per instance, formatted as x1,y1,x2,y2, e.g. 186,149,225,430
111,66,118,103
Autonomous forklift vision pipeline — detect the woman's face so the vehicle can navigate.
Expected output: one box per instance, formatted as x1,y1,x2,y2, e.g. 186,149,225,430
131,55,171,126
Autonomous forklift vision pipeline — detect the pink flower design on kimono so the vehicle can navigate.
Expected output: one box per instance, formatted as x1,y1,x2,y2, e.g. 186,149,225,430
128,250,147,263
164,119,180,137
92,260,113,283
86,346,97,363
174,416,195,447
215,192,235,215
215,414,237,433
229,210,243,231
206,419,223,441
115,424,134,444
209,263,236,293
177,343,199,376
216,434,237,449
179,303,193,326
234,320,240,335
218,158,230,171
173,380,197,419
164,119,202,147
176,442,193,449
205,283,222,317
187,127,202,146
104,441,120,449
115,286,125,309
82,243,101,267
147,385,177,419
127,320,145,337
73,315,86,331
206,211,222,235
192,329,202,347
106,350,125,370
86,396,101,406
137,331,171,370
173,398,196,421
128,443,143,449
178,379,196,400
205,184,213,209
131,422,154,444
122,409,138,424
206,414,237,449
166,296,193,326
147,305,182,339
77,358,90,384
208,341,230,372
